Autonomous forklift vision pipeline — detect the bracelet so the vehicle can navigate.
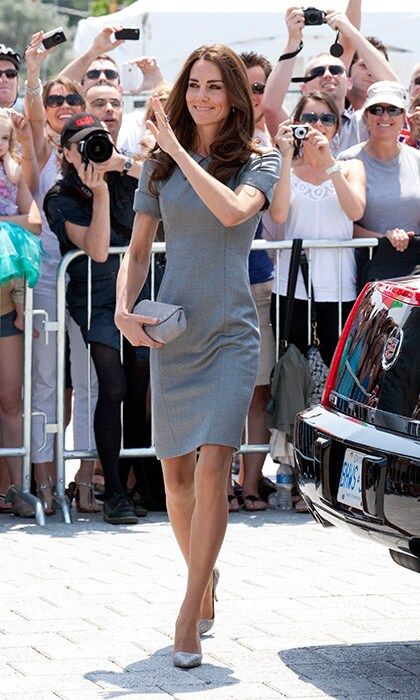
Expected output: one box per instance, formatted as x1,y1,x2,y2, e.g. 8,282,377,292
24,79,42,96
278,41,303,62
21,154,36,160
326,162,342,176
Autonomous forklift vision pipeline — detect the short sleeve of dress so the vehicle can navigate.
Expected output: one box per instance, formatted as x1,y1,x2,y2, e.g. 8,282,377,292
236,149,280,208
44,194,90,255
133,158,162,220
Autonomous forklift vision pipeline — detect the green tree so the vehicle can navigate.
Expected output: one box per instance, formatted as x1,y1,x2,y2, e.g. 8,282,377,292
91,0,137,17
0,0,74,78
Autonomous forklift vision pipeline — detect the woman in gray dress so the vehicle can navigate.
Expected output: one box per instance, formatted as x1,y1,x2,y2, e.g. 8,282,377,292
115,44,280,668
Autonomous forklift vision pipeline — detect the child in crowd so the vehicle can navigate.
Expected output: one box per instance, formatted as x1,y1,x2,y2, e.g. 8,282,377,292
0,109,42,324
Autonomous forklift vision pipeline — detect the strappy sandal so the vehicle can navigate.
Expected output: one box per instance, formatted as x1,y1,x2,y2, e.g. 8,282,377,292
0,494,12,514
243,494,268,512
228,495,241,512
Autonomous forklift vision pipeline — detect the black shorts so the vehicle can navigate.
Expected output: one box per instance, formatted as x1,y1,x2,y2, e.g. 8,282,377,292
0,310,22,338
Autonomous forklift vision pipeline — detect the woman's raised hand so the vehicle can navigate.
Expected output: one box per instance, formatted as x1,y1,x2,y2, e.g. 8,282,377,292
145,96,181,158
305,124,334,168
25,32,56,74
274,119,294,158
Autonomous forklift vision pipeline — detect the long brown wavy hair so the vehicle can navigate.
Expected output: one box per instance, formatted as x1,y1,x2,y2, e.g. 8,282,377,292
149,44,258,189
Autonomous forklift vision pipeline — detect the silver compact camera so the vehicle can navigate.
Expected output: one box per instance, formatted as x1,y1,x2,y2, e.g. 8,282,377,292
291,124,309,141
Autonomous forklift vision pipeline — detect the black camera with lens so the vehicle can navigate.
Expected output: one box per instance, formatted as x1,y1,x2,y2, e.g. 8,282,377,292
291,124,309,142
77,132,114,164
303,7,326,25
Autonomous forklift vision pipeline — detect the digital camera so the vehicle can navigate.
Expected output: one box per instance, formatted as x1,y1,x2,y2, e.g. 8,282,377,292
291,124,309,141
303,7,326,25
77,132,114,164
42,27,67,50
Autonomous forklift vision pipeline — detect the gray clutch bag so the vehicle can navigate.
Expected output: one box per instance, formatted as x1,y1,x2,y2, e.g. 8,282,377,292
132,299,187,344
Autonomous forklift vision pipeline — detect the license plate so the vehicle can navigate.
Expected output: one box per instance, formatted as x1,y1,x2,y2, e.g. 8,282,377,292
337,448,364,510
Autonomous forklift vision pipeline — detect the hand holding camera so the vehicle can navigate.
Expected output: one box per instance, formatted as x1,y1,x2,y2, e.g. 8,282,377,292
285,7,305,45
77,161,108,196
304,125,334,166
25,31,58,73
91,25,126,55
275,119,295,158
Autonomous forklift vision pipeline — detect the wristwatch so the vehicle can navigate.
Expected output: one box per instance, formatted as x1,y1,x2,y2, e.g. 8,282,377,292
122,156,134,174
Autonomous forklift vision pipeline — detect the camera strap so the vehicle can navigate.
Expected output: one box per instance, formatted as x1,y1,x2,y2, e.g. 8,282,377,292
278,41,303,62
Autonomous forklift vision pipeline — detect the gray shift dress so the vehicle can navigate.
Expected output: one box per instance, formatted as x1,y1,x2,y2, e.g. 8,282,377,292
133,150,280,459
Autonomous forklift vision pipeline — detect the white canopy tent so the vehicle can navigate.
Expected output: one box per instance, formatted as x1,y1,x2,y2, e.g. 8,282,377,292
74,1,420,87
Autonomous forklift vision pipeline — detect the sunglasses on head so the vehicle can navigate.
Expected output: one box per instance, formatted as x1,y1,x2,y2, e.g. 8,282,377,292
308,64,345,80
250,82,265,95
367,104,404,117
300,111,338,126
85,68,119,81
45,93,84,108
0,68,18,79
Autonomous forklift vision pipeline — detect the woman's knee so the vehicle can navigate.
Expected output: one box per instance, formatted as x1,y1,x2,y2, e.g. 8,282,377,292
162,455,195,496
98,377,125,406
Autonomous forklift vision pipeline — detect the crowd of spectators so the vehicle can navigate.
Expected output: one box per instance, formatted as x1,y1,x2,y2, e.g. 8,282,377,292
0,0,419,522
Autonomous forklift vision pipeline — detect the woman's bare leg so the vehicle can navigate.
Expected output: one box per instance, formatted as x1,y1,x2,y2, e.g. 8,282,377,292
162,449,196,564
0,335,23,487
163,444,233,653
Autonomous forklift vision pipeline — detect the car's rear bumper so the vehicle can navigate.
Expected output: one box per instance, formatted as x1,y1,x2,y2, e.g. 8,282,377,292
294,406,420,565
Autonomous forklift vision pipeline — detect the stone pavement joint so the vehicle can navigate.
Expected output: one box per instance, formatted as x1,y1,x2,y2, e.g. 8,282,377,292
0,505,419,699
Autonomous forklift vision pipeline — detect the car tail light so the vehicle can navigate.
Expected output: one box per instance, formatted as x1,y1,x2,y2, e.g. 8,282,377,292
321,284,370,408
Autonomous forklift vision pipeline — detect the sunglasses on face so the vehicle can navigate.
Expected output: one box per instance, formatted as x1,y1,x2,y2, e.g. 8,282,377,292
250,82,265,95
307,64,345,80
300,111,338,126
367,104,404,117
0,69,18,79
85,68,119,81
45,93,84,108
413,77,420,86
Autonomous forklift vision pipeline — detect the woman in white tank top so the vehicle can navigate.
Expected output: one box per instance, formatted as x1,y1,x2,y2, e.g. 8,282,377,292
25,34,100,515
269,91,366,366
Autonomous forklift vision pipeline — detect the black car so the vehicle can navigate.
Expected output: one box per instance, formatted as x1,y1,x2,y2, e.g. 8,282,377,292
294,277,420,573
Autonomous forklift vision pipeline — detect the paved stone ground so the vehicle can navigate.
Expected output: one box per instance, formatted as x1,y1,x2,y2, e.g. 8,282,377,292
1,494,420,700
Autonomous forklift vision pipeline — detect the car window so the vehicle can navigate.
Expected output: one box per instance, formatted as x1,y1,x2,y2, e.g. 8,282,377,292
331,287,420,428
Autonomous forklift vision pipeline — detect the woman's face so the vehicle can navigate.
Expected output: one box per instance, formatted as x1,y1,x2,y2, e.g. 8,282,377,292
364,102,405,143
186,59,231,130
45,83,84,134
62,142,83,170
298,97,338,143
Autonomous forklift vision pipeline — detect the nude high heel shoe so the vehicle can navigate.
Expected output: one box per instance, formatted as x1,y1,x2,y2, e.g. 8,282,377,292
172,651,202,669
199,568,219,635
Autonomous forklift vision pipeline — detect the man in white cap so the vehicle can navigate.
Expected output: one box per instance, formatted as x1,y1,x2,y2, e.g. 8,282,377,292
339,80,420,257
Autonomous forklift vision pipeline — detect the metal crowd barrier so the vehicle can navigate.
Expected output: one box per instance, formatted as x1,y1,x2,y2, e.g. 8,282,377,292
1,238,377,525
53,238,378,523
